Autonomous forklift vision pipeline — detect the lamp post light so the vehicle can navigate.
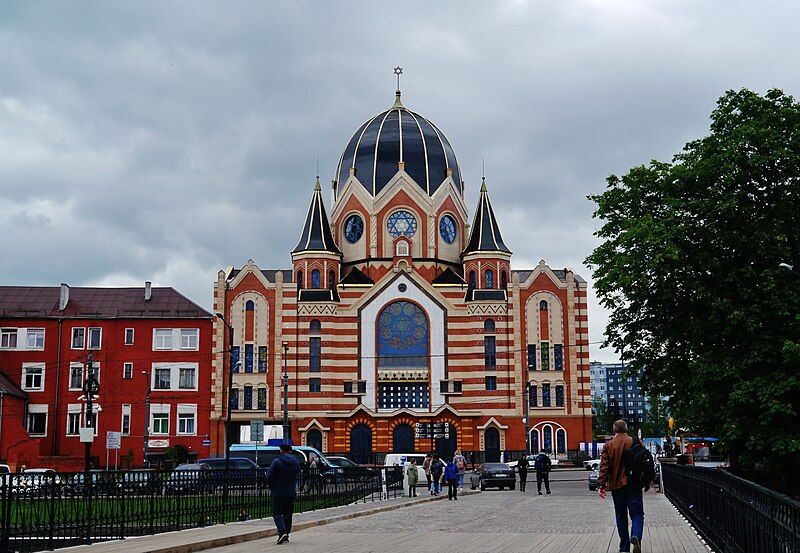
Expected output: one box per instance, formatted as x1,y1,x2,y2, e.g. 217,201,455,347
779,262,799,276
282,342,289,444
215,313,235,469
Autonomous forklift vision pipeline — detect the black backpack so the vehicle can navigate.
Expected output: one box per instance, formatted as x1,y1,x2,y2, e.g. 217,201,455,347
624,443,655,489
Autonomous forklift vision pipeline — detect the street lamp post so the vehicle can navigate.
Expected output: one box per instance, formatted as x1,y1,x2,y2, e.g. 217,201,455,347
282,342,289,444
524,375,531,455
142,370,151,467
215,313,235,470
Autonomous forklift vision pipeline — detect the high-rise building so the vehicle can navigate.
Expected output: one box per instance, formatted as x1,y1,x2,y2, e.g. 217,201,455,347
589,361,648,426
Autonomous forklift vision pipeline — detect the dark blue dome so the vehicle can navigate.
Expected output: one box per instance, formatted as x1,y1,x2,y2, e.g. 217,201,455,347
335,98,462,197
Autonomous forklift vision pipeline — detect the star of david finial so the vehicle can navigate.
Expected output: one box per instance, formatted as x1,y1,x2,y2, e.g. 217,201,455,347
394,66,403,92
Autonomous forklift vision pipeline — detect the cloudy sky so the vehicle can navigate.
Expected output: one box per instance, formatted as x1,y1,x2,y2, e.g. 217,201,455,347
2,1,798,362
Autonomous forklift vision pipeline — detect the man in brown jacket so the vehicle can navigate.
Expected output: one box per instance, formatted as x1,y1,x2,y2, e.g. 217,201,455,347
598,420,645,553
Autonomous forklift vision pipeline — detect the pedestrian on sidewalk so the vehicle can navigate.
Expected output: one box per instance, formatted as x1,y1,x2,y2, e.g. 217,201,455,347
406,459,419,497
517,453,529,492
533,450,551,495
444,460,459,500
430,454,444,495
597,420,646,553
453,449,467,489
266,443,301,545
423,453,433,493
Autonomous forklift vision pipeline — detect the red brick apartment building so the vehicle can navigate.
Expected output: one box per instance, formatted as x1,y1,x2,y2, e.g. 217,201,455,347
0,283,213,471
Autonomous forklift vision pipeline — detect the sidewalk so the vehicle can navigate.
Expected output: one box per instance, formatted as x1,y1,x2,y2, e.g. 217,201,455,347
59,491,461,553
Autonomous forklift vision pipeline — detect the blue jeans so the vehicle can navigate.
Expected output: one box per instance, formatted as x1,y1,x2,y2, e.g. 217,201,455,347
430,478,441,493
611,486,644,552
458,474,464,487
272,495,295,536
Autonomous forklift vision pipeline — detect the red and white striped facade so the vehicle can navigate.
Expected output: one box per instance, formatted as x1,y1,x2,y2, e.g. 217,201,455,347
210,92,591,461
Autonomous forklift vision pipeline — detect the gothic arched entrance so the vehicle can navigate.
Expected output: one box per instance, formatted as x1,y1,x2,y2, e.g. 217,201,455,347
306,428,323,452
392,424,414,453
350,424,373,464
484,427,500,462
435,425,457,460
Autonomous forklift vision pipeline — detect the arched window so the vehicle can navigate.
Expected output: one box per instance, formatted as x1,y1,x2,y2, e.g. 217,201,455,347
307,428,323,452
485,269,494,289
350,424,373,464
257,386,267,410
245,300,254,311
377,301,430,409
543,425,553,453
244,385,253,410
311,269,321,289
392,424,414,453
396,241,409,257
501,271,508,290
329,270,336,289
230,387,240,411
484,319,495,333
296,271,303,290
310,319,321,372
310,319,321,334
556,428,567,454
468,271,477,290
539,300,548,310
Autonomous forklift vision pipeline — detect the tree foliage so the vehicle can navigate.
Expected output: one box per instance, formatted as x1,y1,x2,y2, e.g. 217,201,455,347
587,89,800,466
640,396,670,439
592,396,615,439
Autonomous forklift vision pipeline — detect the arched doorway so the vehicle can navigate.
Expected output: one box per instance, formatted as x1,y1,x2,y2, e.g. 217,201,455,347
435,425,457,460
307,429,323,452
484,427,500,462
392,424,414,453
350,424,373,464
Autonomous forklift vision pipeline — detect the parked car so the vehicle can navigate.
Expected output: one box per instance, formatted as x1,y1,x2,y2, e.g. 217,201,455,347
472,463,516,491
588,469,600,491
197,457,267,487
165,463,214,495
65,471,121,495
383,453,426,484
122,469,163,494
13,468,59,496
326,456,359,468
583,459,601,471
508,453,560,472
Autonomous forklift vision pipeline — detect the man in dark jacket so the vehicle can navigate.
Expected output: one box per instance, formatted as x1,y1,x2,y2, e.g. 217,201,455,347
517,454,529,492
429,454,444,495
266,444,301,545
534,451,552,495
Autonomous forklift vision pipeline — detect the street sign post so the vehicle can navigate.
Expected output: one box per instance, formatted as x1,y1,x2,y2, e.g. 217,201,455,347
250,421,264,465
106,431,121,470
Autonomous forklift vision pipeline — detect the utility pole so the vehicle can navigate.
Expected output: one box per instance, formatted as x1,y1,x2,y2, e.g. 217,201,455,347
282,342,289,444
524,377,531,455
215,313,235,468
82,353,99,476
142,370,151,467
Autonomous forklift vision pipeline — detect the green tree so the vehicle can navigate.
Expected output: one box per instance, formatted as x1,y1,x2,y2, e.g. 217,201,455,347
640,396,669,439
587,89,800,468
592,396,615,440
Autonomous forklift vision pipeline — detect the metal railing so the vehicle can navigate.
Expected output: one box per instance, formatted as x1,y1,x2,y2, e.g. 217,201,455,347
0,466,402,552
662,463,800,552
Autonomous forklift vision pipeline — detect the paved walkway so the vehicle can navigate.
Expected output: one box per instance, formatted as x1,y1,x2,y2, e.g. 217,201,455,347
209,471,711,553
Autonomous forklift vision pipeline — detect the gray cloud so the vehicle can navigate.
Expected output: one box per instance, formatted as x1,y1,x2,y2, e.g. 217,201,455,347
2,1,799,362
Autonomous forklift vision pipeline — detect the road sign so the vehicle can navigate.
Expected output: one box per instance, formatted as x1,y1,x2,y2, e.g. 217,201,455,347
202,437,211,446
250,420,265,442
106,431,121,450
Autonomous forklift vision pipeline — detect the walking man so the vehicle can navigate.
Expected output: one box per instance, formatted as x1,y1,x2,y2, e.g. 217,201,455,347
266,443,301,545
430,454,444,495
517,453,529,492
597,420,646,553
423,453,433,493
533,450,552,495
444,460,459,500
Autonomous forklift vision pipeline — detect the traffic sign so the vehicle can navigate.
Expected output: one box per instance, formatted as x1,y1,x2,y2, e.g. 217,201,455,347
202,437,211,446
106,431,121,450
250,420,265,442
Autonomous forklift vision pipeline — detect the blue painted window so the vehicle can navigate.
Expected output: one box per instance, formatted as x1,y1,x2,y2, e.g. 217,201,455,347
542,383,551,407
468,271,476,289
296,271,303,289
485,269,494,289
378,382,429,409
484,319,495,333
344,214,364,244
230,388,239,411
541,341,550,370
257,387,267,410
527,344,536,369
258,346,267,373
544,425,553,452
329,270,336,289
310,319,321,334
539,300,548,310
556,429,566,454
529,384,537,407
310,338,321,372
309,378,321,393
386,210,417,238
484,336,496,370
554,344,563,370
555,385,564,407
377,301,428,369
245,300,254,311
311,269,321,289
231,346,240,373
485,376,497,391
439,215,457,244
244,344,254,373
244,385,253,410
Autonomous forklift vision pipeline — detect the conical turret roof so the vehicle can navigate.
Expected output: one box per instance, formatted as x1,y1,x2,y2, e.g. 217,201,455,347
463,179,511,255
293,177,341,255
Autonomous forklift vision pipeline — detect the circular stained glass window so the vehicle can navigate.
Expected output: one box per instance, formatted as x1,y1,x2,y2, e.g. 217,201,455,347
387,210,417,238
344,214,364,244
439,215,457,244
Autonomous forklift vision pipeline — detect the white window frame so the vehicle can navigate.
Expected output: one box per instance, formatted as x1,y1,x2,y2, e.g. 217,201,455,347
27,404,48,437
180,329,199,350
151,363,199,391
71,327,86,349
150,404,170,435
176,404,197,436
178,367,197,390
0,328,18,349
396,241,409,257
87,327,102,350
123,362,133,379
153,367,172,390
121,404,131,435
21,363,45,392
68,363,84,391
153,329,173,350
66,404,82,436
124,328,135,345
26,328,45,350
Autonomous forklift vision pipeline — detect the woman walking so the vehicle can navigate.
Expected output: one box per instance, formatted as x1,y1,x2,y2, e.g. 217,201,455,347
453,449,467,489
423,453,433,494
406,459,419,497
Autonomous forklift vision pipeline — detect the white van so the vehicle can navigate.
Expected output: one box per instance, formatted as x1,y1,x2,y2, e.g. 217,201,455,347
384,453,427,484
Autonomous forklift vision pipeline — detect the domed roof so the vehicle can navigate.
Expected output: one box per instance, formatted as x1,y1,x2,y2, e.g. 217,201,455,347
335,94,462,197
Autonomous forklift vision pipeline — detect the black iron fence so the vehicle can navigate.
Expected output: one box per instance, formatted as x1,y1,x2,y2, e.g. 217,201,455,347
662,463,800,552
0,466,403,552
